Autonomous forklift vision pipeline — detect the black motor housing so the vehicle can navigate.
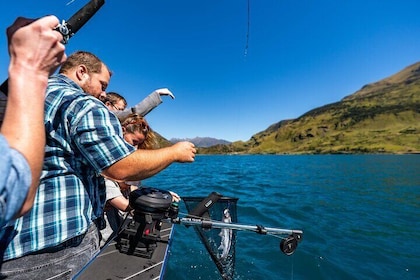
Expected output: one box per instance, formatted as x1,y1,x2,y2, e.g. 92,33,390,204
129,187,173,217
118,187,177,258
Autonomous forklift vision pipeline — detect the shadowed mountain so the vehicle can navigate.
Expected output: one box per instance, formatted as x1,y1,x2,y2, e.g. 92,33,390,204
170,137,231,148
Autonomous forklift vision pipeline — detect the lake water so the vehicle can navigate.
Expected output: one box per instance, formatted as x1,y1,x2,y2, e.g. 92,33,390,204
142,155,420,280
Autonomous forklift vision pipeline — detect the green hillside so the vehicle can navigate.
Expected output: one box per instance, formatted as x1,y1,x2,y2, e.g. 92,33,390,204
199,62,420,154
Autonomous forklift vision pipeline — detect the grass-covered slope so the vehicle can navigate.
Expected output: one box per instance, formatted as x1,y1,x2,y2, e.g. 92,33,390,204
201,62,420,154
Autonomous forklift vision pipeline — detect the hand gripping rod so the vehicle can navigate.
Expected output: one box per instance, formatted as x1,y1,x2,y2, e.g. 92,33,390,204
0,0,105,95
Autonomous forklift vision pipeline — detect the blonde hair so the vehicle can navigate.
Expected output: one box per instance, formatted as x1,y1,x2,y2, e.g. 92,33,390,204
121,114,157,149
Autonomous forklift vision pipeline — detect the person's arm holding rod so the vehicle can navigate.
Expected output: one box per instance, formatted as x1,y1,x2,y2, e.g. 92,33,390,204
1,16,66,216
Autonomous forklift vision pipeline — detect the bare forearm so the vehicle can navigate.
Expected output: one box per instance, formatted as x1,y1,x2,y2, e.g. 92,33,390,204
104,148,177,181
103,141,196,181
1,67,47,214
1,16,66,216
109,196,130,212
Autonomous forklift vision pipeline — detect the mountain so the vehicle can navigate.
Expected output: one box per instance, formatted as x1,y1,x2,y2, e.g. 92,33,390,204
154,131,173,148
200,62,420,154
170,137,231,148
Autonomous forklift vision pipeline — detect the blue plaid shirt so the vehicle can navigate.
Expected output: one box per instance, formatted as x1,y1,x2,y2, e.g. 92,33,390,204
3,74,135,260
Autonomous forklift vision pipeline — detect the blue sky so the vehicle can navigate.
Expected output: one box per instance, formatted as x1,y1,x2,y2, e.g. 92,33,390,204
1,1,419,141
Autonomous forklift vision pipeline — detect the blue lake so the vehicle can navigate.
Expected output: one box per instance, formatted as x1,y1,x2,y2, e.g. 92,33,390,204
142,154,420,280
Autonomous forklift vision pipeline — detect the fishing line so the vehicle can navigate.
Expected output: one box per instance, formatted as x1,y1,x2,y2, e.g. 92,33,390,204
266,232,289,240
66,0,76,5
244,0,250,57
290,254,294,280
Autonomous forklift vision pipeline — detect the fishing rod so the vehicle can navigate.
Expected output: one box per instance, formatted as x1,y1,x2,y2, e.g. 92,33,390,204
0,0,105,95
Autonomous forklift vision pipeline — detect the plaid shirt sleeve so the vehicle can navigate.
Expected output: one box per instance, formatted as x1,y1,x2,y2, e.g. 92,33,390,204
69,97,135,173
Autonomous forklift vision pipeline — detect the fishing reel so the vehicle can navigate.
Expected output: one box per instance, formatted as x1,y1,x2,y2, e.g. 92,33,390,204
55,20,71,44
117,187,178,258
280,232,302,256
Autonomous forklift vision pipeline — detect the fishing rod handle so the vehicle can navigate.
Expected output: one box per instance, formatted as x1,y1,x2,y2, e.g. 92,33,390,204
0,0,105,95
64,0,105,42
0,20,71,95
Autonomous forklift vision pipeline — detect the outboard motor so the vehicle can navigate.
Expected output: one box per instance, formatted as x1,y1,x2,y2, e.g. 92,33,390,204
118,187,178,258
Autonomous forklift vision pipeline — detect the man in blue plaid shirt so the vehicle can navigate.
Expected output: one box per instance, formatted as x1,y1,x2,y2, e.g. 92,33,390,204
0,51,196,279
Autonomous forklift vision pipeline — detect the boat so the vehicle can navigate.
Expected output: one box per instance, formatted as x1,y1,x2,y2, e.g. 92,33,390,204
76,187,303,280
76,187,176,280
77,220,174,279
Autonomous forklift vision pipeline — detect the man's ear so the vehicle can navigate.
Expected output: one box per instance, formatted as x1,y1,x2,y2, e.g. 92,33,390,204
76,65,89,81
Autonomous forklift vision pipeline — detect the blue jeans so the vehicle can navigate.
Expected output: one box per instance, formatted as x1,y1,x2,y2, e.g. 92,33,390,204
0,223,100,279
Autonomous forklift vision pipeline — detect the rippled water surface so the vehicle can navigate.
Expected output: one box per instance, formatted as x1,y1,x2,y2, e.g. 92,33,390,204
142,155,420,280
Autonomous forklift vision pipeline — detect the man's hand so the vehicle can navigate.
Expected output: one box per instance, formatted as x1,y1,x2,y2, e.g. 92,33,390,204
171,141,196,162
154,88,175,99
7,16,67,77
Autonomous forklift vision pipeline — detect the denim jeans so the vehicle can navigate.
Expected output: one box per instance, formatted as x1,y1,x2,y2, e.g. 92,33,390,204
0,222,100,280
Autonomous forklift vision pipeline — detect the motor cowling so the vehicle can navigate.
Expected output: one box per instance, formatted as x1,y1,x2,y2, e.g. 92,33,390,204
118,187,178,258
129,187,173,219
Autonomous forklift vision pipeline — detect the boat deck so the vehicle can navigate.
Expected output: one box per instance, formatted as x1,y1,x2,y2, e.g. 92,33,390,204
77,221,174,280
